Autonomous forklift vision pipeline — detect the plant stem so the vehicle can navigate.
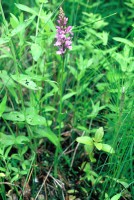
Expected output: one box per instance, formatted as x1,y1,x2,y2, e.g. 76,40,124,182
54,55,65,177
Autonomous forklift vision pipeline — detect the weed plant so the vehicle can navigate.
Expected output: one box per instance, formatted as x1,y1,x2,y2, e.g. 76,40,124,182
0,0,134,199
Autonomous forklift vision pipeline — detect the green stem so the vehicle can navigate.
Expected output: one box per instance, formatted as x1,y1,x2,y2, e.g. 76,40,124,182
54,55,65,176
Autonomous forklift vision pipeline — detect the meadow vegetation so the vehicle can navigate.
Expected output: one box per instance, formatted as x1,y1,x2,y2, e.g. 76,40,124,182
0,0,134,199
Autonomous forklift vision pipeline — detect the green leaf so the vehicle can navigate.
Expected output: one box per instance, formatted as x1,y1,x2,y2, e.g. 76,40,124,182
11,74,42,90
11,174,19,183
11,16,35,37
62,92,76,102
26,113,47,126
102,144,115,154
111,193,121,200
43,105,56,112
34,128,59,147
88,100,105,119
31,43,43,61
113,37,134,47
76,136,93,146
85,147,96,163
0,173,6,177
0,133,15,147
2,111,25,122
15,4,38,15
84,144,94,154
0,38,10,45
102,31,109,45
25,107,51,126
0,95,7,117
94,142,102,150
15,136,30,144
5,146,12,158
10,13,19,28
94,127,104,142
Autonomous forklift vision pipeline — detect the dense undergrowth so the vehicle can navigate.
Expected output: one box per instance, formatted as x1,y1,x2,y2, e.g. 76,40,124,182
0,0,134,199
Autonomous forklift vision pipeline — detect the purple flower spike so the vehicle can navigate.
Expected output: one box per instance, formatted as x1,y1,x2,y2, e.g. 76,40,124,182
54,7,73,55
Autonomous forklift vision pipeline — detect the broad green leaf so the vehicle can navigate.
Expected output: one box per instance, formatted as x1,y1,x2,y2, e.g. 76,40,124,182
0,133,15,146
113,37,134,47
102,144,115,154
94,142,102,150
0,94,7,117
111,193,121,200
15,136,30,144
34,128,59,147
2,111,25,122
26,113,48,126
76,136,93,146
15,4,38,15
62,92,76,102
94,127,104,142
11,74,42,90
31,43,43,61
25,107,51,126
25,71,48,81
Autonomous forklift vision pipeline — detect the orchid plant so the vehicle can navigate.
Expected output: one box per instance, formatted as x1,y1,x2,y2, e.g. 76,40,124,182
54,7,73,55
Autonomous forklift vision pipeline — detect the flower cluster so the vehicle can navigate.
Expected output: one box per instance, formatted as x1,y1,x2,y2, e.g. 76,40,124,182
54,7,73,55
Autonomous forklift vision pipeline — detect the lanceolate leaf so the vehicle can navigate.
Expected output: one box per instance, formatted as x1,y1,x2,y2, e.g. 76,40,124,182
113,37,134,47
34,128,60,147
111,193,121,200
62,92,76,102
102,144,115,154
11,74,42,90
0,95,7,117
76,136,93,146
94,142,103,150
15,4,38,15
2,111,25,122
26,114,48,126
94,127,104,142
